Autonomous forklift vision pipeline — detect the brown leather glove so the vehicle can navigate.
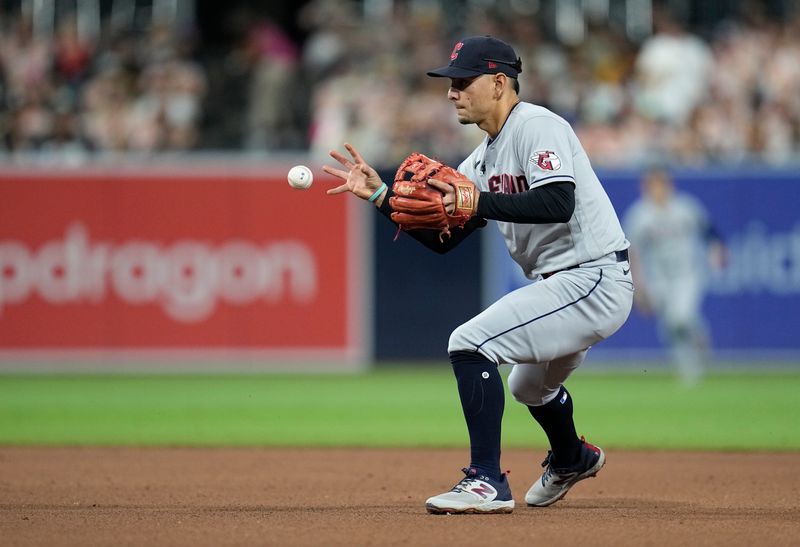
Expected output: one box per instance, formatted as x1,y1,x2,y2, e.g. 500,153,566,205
389,152,478,240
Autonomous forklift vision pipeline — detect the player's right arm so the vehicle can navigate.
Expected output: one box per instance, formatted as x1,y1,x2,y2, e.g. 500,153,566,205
377,186,487,253
324,143,389,205
324,143,485,254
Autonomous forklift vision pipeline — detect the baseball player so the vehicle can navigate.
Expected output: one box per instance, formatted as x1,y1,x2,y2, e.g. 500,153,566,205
623,167,725,385
323,36,633,514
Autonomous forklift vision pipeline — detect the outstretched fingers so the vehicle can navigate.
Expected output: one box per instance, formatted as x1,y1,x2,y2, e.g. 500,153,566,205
345,143,367,166
329,149,355,169
322,165,349,181
322,165,350,194
325,143,381,198
326,183,350,195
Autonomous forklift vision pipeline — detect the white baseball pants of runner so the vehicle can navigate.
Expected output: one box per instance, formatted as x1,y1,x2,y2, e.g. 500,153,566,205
448,252,634,406
648,272,708,384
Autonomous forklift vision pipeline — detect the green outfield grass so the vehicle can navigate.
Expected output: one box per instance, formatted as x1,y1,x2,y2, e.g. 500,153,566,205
1,367,798,450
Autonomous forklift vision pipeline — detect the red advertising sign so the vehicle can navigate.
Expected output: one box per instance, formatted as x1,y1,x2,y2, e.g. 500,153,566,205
0,165,366,369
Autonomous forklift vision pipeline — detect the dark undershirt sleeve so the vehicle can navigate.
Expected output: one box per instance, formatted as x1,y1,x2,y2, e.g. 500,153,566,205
376,180,574,253
377,187,487,254
476,181,576,224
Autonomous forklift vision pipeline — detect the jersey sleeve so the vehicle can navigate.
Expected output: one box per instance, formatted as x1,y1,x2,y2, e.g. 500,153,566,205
515,117,576,190
477,181,574,223
457,152,479,182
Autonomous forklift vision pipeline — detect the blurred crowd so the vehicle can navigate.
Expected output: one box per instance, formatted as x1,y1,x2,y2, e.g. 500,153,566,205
0,13,206,163
2,1,800,168
299,0,800,167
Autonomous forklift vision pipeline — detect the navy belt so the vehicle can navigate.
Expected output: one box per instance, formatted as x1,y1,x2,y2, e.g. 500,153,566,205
542,249,629,280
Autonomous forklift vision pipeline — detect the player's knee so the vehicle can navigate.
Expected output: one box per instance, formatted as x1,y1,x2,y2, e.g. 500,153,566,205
508,378,553,407
510,385,544,406
666,322,692,342
508,377,542,406
447,324,475,354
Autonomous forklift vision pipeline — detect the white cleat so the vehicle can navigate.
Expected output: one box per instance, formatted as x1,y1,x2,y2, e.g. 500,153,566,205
426,467,515,514
525,437,605,507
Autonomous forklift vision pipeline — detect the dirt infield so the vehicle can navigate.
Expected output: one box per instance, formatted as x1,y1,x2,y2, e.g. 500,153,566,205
1,447,798,547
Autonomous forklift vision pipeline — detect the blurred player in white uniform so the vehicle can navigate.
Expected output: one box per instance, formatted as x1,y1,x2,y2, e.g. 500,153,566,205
324,36,633,514
623,168,725,385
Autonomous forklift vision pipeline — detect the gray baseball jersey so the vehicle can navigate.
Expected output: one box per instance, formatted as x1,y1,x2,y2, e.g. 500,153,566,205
623,193,709,282
623,192,709,328
447,102,633,405
458,102,628,277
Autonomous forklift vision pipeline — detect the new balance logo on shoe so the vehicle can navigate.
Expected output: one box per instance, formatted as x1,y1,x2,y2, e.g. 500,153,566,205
469,484,496,499
426,468,514,514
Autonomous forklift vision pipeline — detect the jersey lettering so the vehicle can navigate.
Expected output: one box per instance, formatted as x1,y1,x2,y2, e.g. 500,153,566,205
488,174,529,194
460,102,627,276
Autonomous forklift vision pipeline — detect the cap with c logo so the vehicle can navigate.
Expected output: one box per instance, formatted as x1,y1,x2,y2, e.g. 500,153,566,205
427,36,522,79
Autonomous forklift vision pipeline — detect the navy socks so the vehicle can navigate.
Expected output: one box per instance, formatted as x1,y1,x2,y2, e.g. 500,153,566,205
449,353,581,476
450,351,504,481
527,385,582,467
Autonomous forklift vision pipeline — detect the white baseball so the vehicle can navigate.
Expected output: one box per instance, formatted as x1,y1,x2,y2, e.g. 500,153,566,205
288,165,313,189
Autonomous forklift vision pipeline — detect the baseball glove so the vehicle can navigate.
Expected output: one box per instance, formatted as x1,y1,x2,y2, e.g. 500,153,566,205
389,152,479,240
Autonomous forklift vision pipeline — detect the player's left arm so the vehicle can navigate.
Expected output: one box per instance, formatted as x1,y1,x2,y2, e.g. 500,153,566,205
472,181,574,223
377,184,487,253
429,174,575,225
456,116,577,225
430,116,577,225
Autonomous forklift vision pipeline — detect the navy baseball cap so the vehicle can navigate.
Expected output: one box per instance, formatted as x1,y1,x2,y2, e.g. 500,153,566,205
427,36,522,79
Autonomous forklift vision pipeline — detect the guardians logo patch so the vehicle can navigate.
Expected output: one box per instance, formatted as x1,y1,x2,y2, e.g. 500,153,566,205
530,151,561,171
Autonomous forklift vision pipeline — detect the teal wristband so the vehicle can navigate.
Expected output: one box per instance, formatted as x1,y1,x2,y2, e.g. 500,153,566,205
368,183,387,203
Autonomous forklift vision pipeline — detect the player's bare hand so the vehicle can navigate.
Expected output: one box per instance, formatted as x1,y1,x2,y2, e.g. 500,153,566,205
323,143,386,205
429,178,480,216
428,179,455,213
